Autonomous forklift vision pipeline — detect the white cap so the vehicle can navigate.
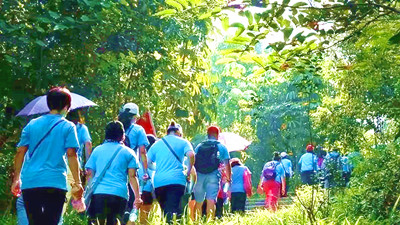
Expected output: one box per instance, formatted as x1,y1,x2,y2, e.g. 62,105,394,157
280,152,287,158
121,103,140,116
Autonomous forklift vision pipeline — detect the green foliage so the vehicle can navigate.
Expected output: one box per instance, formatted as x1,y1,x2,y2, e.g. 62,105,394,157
332,144,400,222
0,144,16,212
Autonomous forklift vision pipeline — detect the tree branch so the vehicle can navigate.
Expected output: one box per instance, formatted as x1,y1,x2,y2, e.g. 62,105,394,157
324,11,392,49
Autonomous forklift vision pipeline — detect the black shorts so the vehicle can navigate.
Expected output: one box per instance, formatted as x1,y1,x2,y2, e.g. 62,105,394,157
141,191,154,205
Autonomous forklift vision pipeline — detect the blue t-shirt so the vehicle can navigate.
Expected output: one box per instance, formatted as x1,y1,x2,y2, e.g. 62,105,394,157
126,124,149,152
85,142,139,199
262,161,285,183
147,134,193,188
194,138,230,173
76,123,91,166
298,152,318,172
281,158,293,177
230,165,250,193
17,114,79,190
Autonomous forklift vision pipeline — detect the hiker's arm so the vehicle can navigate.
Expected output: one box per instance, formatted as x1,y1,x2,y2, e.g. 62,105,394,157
67,148,83,198
129,168,143,209
139,145,149,176
224,159,232,182
257,176,264,195
186,151,195,179
11,146,28,196
85,141,92,159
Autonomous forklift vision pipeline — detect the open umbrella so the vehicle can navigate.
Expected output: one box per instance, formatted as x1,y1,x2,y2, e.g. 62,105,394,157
16,93,97,116
219,132,251,152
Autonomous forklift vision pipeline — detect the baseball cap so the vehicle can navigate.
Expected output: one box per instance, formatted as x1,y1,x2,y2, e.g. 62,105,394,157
120,103,140,116
306,144,315,152
281,152,287,157
207,125,220,136
167,122,182,133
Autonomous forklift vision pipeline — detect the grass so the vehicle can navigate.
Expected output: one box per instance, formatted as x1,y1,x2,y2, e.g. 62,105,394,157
0,192,377,225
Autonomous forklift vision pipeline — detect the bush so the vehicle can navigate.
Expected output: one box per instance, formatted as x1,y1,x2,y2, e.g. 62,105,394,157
0,144,16,213
331,144,400,222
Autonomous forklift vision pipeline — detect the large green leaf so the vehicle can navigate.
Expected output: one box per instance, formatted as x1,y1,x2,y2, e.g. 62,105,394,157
165,0,183,11
389,32,400,44
216,58,236,64
154,9,177,16
283,27,294,41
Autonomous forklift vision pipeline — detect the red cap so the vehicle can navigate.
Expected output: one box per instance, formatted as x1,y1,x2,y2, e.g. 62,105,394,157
207,126,220,136
306,144,314,152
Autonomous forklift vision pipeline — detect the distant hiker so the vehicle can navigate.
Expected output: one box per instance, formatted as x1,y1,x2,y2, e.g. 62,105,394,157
341,154,352,187
215,164,228,218
118,103,149,175
193,126,231,219
118,103,149,219
139,134,158,225
85,121,142,225
229,158,253,214
257,152,286,211
147,121,195,224
280,152,293,197
322,149,342,188
11,87,83,225
65,109,92,211
298,144,318,185
317,149,327,171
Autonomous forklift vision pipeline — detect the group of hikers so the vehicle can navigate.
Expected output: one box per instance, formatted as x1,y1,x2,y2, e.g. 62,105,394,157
10,87,353,225
298,144,353,188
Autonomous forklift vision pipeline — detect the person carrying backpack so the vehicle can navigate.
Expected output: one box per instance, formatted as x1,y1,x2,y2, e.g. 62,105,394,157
321,149,342,188
257,152,286,211
193,126,231,219
118,103,149,220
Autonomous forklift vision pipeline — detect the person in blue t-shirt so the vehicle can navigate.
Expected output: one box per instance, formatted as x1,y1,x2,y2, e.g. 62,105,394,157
11,87,83,225
118,103,149,220
298,144,318,185
280,152,293,196
321,149,342,188
147,121,195,224
67,109,92,166
139,134,158,225
64,109,93,214
193,125,231,220
229,158,252,213
118,103,149,175
85,121,143,225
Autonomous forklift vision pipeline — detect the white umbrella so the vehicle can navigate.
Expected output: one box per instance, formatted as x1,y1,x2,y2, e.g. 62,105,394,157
219,132,251,152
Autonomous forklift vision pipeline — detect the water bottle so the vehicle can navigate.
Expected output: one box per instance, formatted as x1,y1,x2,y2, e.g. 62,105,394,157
129,207,139,222
223,182,230,193
185,181,193,194
71,198,86,213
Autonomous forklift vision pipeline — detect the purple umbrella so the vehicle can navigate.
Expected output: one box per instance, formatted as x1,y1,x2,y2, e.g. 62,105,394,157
16,93,97,116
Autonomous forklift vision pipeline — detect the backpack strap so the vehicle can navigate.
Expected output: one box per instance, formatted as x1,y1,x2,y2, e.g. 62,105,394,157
161,137,182,164
29,119,64,158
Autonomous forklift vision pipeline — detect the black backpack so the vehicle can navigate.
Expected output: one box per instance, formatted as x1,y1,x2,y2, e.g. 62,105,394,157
194,140,220,174
123,127,133,150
